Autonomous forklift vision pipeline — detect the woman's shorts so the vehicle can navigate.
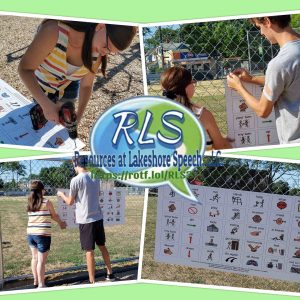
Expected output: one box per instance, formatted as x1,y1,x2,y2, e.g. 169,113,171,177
38,80,80,103
27,235,51,253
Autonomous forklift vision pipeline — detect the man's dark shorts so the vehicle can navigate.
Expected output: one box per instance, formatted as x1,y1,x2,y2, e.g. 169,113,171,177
79,219,106,251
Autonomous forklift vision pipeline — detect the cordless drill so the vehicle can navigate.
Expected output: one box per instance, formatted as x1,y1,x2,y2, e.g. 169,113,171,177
59,102,78,140
30,102,78,145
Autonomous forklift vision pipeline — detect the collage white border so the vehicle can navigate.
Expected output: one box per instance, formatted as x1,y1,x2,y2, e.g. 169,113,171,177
0,8,299,297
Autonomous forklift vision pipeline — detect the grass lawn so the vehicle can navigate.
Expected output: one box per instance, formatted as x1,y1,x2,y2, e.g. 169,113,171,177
141,197,300,292
1,194,143,278
148,80,228,136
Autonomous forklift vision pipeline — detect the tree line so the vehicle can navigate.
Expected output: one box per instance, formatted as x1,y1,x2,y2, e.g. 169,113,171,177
0,161,75,190
144,15,300,59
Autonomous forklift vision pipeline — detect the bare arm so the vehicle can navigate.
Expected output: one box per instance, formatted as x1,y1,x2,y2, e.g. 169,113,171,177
57,190,75,206
201,109,232,150
18,20,61,123
232,68,265,85
76,57,102,123
47,200,66,229
227,73,274,118
76,73,95,124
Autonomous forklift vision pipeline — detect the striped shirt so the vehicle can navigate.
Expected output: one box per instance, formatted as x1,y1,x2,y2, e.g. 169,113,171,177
27,199,52,236
34,21,98,99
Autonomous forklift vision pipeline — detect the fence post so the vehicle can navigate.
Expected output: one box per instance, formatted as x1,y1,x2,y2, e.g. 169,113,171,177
0,216,4,290
246,30,252,74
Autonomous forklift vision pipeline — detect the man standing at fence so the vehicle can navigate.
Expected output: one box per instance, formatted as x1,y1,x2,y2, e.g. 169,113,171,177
227,15,300,144
57,156,115,283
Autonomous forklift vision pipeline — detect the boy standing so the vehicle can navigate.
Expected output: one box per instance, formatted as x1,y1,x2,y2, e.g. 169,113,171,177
227,15,300,144
57,156,115,283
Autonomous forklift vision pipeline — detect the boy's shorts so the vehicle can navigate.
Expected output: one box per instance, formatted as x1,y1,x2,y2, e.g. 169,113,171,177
79,219,106,251
27,235,51,253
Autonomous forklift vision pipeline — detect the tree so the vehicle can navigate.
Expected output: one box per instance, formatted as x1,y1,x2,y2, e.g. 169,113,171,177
291,14,300,31
179,20,253,59
187,158,300,195
0,162,27,189
0,162,26,176
290,188,300,196
38,160,75,188
0,178,4,189
271,180,290,194
144,27,181,52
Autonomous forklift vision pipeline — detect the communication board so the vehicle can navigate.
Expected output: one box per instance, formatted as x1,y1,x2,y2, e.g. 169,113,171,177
155,185,300,282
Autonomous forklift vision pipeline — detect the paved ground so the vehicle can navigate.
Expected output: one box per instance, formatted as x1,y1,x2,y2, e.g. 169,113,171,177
0,15,144,149
3,263,138,291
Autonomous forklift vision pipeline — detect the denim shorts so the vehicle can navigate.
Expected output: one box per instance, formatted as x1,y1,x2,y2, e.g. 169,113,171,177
27,235,51,253
39,80,80,103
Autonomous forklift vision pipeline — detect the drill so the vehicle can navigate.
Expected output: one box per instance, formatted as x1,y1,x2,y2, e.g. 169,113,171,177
59,102,78,141
30,102,78,146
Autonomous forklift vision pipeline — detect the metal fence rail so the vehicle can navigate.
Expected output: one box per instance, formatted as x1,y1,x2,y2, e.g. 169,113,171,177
143,17,299,135
0,159,144,288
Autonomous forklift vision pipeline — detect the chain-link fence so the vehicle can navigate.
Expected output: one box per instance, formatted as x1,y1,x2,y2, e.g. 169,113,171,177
143,16,300,135
0,159,144,289
143,158,300,292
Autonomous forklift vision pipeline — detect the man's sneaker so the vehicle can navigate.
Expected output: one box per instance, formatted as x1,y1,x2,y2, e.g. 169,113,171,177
105,273,116,281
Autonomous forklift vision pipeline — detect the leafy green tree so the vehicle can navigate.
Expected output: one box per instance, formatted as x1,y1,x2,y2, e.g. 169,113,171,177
187,158,300,195
144,27,182,52
179,20,254,59
271,180,290,194
38,160,75,188
0,162,26,177
0,178,4,189
291,14,300,31
0,162,26,190
290,188,300,196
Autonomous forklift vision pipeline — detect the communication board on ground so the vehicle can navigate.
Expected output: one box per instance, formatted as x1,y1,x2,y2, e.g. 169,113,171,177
0,79,84,150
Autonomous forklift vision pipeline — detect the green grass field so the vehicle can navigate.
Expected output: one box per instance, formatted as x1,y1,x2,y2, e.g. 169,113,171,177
1,194,143,278
148,80,228,136
141,197,300,292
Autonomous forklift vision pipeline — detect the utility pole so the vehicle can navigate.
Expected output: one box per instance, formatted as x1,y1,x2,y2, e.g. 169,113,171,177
246,30,252,74
159,27,165,69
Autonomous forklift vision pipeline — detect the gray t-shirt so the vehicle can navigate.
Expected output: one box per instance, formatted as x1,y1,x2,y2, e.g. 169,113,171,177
70,172,103,224
263,39,300,144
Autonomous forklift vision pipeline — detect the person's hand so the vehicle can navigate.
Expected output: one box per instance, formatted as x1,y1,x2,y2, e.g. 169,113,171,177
41,101,60,124
232,68,253,83
227,73,243,92
60,221,67,229
226,137,235,144
57,191,64,198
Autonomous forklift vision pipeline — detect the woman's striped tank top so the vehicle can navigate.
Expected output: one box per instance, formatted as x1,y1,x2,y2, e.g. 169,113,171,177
27,199,52,236
34,21,98,99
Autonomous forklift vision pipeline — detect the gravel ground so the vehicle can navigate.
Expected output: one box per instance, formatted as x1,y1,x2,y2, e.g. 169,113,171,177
0,15,144,149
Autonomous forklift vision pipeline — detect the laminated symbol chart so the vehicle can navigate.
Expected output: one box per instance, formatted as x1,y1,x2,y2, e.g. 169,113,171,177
99,189,126,225
0,79,84,150
57,188,77,228
57,188,126,228
225,81,279,148
155,185,300,282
